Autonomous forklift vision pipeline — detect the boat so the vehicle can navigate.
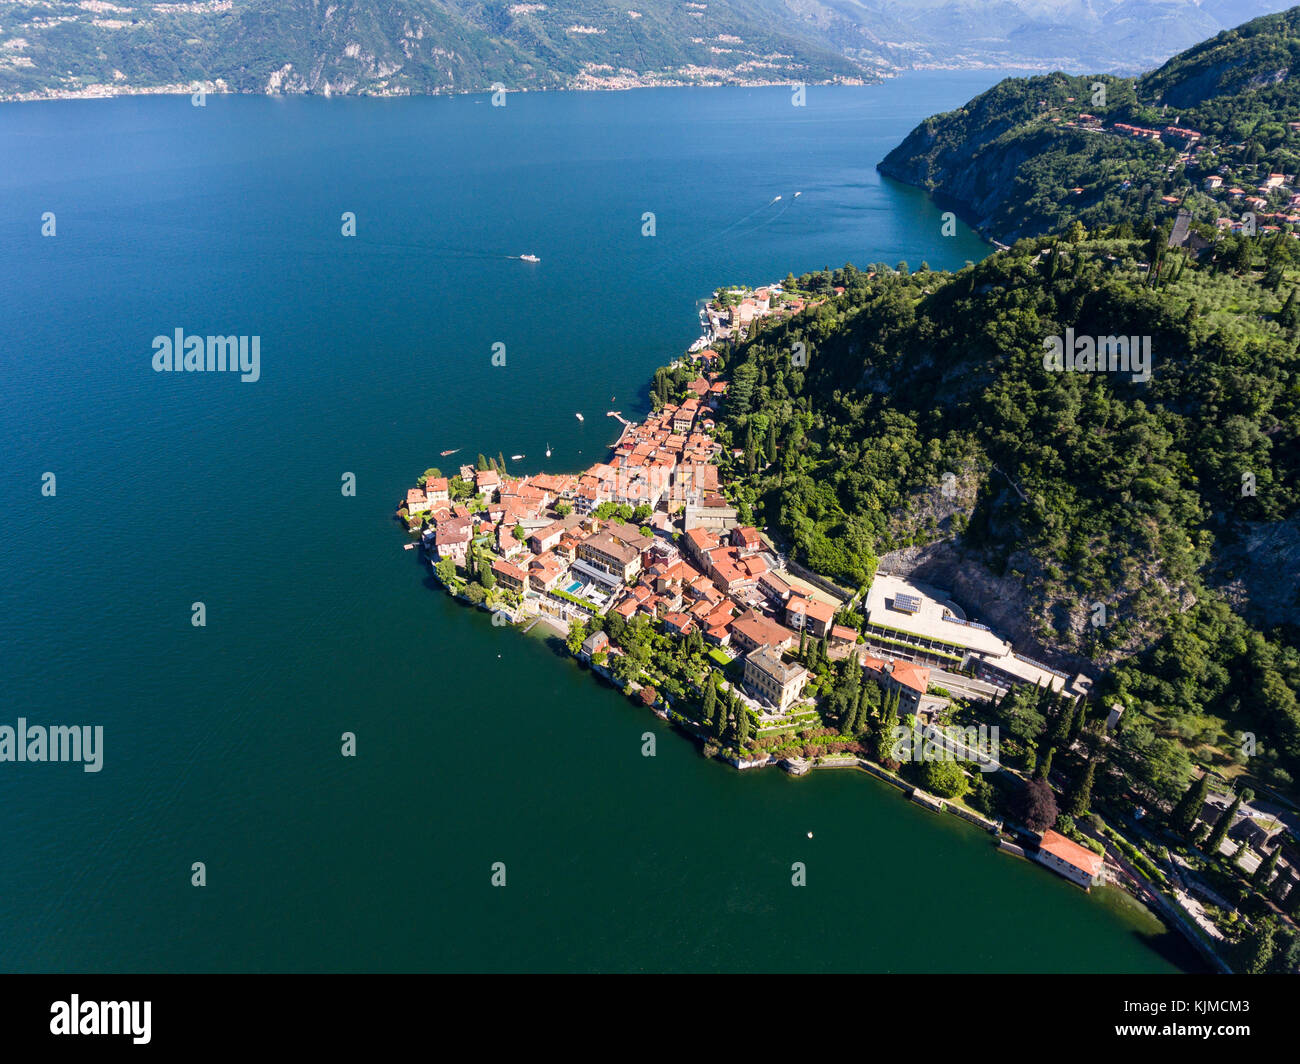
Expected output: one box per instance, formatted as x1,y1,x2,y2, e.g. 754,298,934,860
575,412,584,422
545,443,552,458
520,253,540,263
439,448,460,457
511,454,525,461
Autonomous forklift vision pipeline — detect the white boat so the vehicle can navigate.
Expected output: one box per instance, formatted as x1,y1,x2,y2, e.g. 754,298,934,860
575,412,584,422
511,454,525,460
520,253,540,263
545,443,552,458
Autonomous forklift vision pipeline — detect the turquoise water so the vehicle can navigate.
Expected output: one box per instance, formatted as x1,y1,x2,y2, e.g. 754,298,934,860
0,76,1194,972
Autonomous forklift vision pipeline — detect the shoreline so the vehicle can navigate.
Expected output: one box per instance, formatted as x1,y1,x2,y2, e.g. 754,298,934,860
0,75,879,107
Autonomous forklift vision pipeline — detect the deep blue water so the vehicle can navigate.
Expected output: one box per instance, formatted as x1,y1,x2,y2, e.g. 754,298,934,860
0,76,1190,972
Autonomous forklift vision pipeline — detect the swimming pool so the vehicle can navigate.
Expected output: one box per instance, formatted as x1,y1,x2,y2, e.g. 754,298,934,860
566,580,583,595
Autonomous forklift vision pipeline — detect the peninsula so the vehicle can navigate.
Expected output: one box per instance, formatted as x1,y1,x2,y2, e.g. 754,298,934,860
399,249,1300,974
400,281,1114,891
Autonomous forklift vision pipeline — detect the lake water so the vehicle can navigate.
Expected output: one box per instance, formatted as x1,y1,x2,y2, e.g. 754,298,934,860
0,74,1195,971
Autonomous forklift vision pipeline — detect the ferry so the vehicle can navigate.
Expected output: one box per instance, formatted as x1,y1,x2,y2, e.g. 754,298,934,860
520,253,540,263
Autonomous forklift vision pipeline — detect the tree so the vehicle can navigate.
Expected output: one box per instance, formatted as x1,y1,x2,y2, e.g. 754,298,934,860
1254,845,1280,891
476,453,488,471
737,705,751,746
875,688,900,768
1244,918,1278,975
1067,757,1097,818
555,500,573,516
565,618,588,656
1169,772,1210,838
702,672,717,726
1019,778,1058,833
433,555,455,583
920,759,968,799
1206,788,1250,855
1035,745,1056,781
478,555,496,589
1049,697,1075,747
512,524,527,542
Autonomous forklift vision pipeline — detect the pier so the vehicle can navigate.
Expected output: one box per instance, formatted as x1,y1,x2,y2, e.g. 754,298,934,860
606,410,632,427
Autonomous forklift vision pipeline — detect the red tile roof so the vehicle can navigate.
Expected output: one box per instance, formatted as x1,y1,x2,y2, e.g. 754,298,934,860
1039,830,1105,877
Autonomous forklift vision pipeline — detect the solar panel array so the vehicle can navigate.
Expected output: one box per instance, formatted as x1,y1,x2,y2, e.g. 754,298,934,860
892,593,922,614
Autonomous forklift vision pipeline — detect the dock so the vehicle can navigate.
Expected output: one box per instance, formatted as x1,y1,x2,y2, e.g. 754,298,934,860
606,410,632,427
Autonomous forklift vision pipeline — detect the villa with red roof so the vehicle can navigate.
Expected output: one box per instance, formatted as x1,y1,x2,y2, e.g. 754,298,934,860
1035,829,1106,890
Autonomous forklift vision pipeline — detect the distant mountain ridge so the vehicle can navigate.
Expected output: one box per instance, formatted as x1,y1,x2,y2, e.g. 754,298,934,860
3,0,1296,102
0,0,871,101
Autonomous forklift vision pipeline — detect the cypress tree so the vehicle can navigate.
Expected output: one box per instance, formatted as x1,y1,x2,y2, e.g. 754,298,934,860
1067,757,1097,817
1050,697,1075,747
1206,789,1248,855
737,705,750,746
1036,745,1056,782
714,689,729,740
477,453,488,471
1254,846,1280,891
702,673,717,726
1069,699,1088,743
1169,772,1210,838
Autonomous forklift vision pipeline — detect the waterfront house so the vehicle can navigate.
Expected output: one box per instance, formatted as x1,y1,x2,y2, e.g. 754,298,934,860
1035,830,1105,890
476,469,501,500
425,477,449,503
579,630,609,663
490,557,529,594
406,487,431,514
434,519,473,570
743,646,809,713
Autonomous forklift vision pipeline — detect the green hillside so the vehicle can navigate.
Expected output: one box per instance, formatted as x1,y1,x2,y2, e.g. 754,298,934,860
879,7,1300,243
709,232,1300,797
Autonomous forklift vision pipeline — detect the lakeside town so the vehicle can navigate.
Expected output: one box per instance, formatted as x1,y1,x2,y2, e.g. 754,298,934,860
397,280,1298,973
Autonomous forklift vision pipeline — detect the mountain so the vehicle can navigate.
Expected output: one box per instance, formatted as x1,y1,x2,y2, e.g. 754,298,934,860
714,237,1300,795
4,0,1296,101
0,0,874,101
878,6,1300,244
779,0,1296,74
